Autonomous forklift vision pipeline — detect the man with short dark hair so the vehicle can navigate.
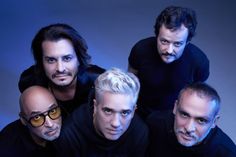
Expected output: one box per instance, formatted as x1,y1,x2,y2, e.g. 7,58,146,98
128,6,209,119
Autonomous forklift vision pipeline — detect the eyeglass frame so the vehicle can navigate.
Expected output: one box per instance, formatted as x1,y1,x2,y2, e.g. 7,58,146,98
20,106,61,128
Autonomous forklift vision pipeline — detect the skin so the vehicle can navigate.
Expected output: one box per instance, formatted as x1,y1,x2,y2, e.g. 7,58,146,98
157,24,189,64
20,86,62,147
173,90,219,147
93,92,136,140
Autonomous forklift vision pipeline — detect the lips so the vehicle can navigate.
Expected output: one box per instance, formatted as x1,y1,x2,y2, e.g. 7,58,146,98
45,129,58,136
107,129,121,135
180,132,194,141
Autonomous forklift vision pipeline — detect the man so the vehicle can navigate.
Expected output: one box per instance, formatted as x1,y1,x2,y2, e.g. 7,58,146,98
147,82,236,157
18,23,105,117
128,6,209,119
0,86,62,157
54,68,149,157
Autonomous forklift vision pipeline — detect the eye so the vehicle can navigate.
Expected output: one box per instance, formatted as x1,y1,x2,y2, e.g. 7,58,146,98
121,110,131,117
63,55,72,62
179,111,188,118
45,57,56,64
197,118,208,125
49,108,57,115
32,115,43,121
174,42,183,47
103,108,112,115
160,39,169,45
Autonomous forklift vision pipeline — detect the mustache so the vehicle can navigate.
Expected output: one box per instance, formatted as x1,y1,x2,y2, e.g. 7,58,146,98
161,53,175,57
52,71,72,78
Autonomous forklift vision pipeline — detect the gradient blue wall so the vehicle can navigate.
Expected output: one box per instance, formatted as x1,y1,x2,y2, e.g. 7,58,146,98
1,0,235,143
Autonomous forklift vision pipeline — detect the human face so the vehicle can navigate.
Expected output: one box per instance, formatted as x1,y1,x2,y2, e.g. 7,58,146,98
22,88,62,142
93,92,136,140
173,90,219,147
157,24,188,64
42,39,79,87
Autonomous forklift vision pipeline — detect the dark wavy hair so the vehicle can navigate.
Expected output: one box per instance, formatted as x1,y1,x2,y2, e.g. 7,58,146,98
31,23,91,71
154,6,197,42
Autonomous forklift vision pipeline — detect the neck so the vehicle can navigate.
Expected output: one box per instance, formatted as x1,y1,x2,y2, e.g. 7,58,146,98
30,132,47,147
50,78,77,101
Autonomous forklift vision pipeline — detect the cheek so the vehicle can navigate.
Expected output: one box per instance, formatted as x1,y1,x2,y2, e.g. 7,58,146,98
175,46,185,56
31,127,44,137
196,125,211,137
157,43,165,52
43,63,55,74
121,116,132,128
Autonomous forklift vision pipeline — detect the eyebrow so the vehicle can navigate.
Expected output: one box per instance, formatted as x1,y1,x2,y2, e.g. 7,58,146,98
102,107,132,112
29,103,58,116
178,107,210,120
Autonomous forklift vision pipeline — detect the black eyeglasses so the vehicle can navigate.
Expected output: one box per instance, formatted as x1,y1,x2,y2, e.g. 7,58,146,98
22,106,61,128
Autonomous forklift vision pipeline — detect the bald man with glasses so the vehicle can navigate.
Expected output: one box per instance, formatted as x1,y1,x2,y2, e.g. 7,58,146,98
0,86,62,157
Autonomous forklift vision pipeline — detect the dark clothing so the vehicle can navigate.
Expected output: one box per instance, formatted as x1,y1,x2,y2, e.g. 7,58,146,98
128,37,209,119
146,111,236,157
54,98,149,157
0,120,56,157
18,64,105,117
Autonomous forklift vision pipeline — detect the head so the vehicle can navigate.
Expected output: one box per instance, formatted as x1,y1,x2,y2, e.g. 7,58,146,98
19,86,62,146
154,6,197,63
93,68,140,140
32,23,91,87
173,82,220,147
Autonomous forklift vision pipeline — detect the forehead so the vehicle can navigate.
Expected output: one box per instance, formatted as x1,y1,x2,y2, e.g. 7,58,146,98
42,39,76,57
158,24,188,41
22,90,57,115
178,91,217,118
98,92,134,111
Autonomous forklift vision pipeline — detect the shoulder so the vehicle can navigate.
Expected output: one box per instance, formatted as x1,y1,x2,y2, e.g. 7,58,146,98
184,43,209,61
0,120,29,152
212,127,236,156
0,119,23,137
131,37,156,51
18,65,48,93
77,64,105,84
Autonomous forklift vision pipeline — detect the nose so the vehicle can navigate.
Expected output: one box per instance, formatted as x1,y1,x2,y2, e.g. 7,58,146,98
166,44,174,54
185,119,196,133
111,114,121,128
56,60,65,72
44,116,53,128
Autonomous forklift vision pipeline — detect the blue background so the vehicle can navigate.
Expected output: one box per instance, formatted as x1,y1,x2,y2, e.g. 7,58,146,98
1,0,235,143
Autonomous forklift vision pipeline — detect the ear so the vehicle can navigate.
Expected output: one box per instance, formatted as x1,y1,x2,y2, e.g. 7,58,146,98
19,112,27,126
211,114,220,129
173,100,178,115
93,99,97,117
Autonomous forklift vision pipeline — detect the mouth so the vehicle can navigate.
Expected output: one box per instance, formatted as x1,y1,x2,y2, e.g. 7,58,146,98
107,129,121,135
53,74,68,78
180,132,194,141
45,129,58,136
